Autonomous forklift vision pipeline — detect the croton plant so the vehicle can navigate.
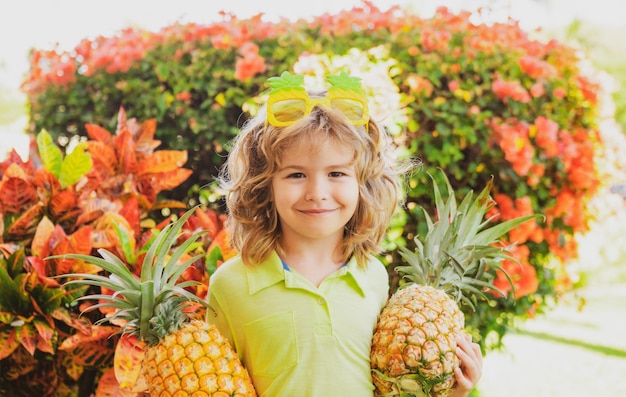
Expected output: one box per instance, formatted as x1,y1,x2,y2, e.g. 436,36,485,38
0,109,232,396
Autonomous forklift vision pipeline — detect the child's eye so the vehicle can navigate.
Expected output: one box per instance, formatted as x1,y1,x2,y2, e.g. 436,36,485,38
329,171,346,178
287,172,305,179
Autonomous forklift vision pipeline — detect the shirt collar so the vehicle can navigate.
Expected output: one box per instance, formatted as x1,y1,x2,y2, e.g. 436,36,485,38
246,251,370,297
340,256,369,297
246,251,286,295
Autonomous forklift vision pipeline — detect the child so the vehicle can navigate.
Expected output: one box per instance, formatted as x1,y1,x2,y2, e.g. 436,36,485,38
206,71,482,396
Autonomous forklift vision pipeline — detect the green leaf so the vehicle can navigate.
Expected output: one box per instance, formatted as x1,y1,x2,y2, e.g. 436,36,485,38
206,246,223,276
156,63,170,81
36,129,64,178
5,249,25,278
59,142,93,188
0,267,26,313
49,251,139,291
38,286,65,314
114,221,136,265
148,208,197,290
161,234,205,286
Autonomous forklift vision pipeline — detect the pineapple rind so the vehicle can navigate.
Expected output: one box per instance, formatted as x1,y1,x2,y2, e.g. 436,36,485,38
371,285,462,397
143,320,256,397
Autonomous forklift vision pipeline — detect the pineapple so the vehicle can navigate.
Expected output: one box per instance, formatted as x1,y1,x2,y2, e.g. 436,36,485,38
371,171,538,397
51,208,256,397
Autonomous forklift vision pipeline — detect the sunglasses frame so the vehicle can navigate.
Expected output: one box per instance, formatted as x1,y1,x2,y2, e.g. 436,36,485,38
266,91,369,128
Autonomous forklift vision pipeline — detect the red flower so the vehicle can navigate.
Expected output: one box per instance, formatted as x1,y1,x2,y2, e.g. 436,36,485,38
492,244,539,299
176,91,192,103
553,87,566,99
519,55,557,79
490,119,535,176
530,83,545,98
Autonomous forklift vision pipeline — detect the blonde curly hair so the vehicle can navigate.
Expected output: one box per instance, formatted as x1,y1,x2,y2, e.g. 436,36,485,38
217,98,413,267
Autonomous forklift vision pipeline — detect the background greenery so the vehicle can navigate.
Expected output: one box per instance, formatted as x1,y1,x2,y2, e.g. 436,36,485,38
1,4,625,397
4,2,622,346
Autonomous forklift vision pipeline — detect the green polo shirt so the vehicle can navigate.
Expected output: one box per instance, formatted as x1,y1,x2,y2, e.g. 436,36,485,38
206,251,389,397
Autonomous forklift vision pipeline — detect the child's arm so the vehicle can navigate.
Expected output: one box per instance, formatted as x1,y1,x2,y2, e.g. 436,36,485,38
448,334,483,397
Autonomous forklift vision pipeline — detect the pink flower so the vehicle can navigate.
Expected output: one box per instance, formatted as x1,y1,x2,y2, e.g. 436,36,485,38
553,87,566,99
492,77,530,103
533,116,559,157
530,83,545,98
234,42,266,81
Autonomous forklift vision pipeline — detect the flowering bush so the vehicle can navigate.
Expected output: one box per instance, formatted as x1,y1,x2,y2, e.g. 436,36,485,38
20,1,613,352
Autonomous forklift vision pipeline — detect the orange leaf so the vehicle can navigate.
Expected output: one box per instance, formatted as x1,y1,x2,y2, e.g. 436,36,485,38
135,118,161,153
115,130,137,174
5,203,44,238
31,216,55,258
49,225,73,275
114,334,147,392
33,167,63,193
48,189,80,220
69,225,93,255
120,197,141,236
116,107,128,132
86,140,118,176
51,307,92,335
193,207,223,238
59,326,118,366
58,325,118,351
140,168,193,192
209,228,237,262
17,322,38,356
0,175,37,213
86,123,113,143
0,327,21,360
91,211,135,253
34,318,56,354
95,367,141,397
135,150,188,174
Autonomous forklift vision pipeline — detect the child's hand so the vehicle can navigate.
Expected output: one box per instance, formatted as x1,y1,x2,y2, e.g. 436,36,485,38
448,333,483,397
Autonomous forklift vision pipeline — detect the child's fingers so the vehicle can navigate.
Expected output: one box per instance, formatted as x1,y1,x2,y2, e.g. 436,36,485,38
454,365,474,390
455,334,483,383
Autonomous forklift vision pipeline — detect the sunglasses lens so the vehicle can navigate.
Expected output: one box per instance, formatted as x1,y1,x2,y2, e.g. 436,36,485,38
330,98,366,123
269,99,307,124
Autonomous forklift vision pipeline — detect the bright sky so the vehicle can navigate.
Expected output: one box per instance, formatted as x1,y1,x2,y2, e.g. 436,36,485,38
0,0,622,92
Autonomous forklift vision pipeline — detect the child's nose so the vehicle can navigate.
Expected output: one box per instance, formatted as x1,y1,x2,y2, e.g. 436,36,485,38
305,178,328,202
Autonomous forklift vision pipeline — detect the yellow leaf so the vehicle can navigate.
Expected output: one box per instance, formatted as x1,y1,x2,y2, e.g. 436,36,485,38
215,92,226,107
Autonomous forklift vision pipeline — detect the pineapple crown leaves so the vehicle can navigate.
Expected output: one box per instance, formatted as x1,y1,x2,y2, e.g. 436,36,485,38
49,206,209,341
396,170,542,309
326,71,366,94
266,70,365,94
266,71,306,93
144,297,190,345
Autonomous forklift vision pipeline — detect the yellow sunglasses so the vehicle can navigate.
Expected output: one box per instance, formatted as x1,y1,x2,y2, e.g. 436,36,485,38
265,71,370,128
